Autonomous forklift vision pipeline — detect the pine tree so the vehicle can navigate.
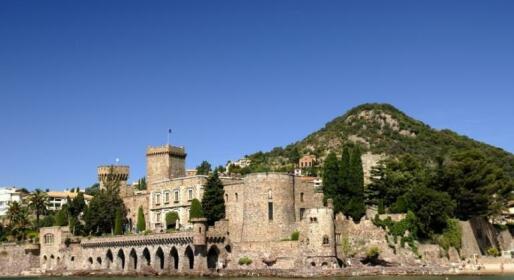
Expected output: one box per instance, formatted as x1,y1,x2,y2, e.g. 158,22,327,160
322,152,339,210
201,172,225,225
136,206,146,232
190,198,204,219
114,208,123,235
338,146,352,213
346,146,366,222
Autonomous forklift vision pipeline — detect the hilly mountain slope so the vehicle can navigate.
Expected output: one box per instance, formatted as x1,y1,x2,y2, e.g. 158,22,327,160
242,103,514,179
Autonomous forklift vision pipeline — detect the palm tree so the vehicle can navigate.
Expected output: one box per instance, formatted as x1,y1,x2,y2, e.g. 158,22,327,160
6,201,30,240
27,189,49,228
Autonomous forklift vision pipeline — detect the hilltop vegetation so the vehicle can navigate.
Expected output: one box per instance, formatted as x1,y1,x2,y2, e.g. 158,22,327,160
238,103,514,179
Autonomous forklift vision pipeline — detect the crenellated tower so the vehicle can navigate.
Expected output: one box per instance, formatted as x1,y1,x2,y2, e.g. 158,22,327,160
97,165,129,190
146,145,186,191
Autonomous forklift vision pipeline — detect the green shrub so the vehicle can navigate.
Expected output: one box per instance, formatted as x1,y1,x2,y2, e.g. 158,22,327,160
487,247,500,257
341,237,353,257
165,212,179,229
290,230,300,241
136,206,146,232
434,218,461,251
238,256,252,265
189,199,204,219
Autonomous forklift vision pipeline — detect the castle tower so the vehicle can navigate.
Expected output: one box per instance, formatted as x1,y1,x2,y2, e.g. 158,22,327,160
146,145,186,190
191,218,207,246
97,165,129,190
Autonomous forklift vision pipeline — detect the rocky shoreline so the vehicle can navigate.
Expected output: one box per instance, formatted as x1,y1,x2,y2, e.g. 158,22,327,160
9,265,514,278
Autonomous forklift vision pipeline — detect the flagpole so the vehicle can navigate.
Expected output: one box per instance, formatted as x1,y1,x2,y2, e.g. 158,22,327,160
167,129,171,146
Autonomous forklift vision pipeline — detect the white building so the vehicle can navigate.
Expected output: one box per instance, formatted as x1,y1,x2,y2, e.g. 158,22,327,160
46,191,93,211
0,187,23,216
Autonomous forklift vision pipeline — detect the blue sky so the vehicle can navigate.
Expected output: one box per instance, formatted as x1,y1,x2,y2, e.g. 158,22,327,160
1,0,513,189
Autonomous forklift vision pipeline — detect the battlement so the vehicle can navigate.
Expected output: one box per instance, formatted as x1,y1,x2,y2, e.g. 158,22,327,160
97,165,129,182
146,145,186,158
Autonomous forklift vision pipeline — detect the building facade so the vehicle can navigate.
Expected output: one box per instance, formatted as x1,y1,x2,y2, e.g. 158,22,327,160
0,187,23,217
39,144,339,274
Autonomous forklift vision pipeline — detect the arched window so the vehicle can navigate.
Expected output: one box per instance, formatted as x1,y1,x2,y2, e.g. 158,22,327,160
235,193,238,202
300,192,304,202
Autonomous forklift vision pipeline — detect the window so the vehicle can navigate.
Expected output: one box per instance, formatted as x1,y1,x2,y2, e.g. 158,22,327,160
225,194,228,202
156,212,161,223
310,217,318,223
336,233,341,244
164,192,170,204
188,189,193,201
44,233,54,244
155,193,161,206
300,208,306,220
322,235,329,245
300,192,304,202
235,193,238,202
268,202,273,221
174,191,179,203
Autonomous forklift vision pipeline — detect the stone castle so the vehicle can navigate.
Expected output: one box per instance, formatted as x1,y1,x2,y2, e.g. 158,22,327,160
37,144,341,275
22,143,514,276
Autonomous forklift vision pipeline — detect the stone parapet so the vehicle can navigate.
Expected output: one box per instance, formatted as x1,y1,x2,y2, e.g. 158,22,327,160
81,232,194,248
146,145,186,158
97,165,129,182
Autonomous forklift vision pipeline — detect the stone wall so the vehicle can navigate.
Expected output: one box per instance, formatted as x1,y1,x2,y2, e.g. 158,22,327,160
0,243,40,276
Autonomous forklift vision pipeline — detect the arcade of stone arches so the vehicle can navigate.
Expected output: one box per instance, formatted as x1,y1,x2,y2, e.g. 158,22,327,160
42,244,227,273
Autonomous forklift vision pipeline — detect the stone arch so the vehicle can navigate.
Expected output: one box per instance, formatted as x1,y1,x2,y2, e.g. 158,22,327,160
154,247,165,271
116,249,125,271
184,246,194,270
207,245,220,269
128,249,137,271
88,257,93,265
106,249,114,269
142,247,151,267
170,247,179,270
96,256,102,267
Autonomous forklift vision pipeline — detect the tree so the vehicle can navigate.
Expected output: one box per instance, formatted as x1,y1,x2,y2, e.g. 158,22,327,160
367,155,430,208
441,150,507,220
67,193,86,235
83,168,126,235
85,183,100,196
289,147,301,165
345,146,366,222
6,201,30,240
114,208,123,235
322,152,339,210
338,146,353,215
196,161,212,175
165,212,179,229
404,186,456,237
201,172,225,225
136,206,146,232
27,189,49,228
54,205,69,226
190,199,204,219
214,165,226,174
136,177,147,190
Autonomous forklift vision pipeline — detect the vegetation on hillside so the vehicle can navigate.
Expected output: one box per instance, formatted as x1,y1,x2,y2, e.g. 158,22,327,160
234,103,513,181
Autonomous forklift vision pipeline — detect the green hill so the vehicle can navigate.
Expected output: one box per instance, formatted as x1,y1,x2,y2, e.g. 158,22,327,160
240,103,514,178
